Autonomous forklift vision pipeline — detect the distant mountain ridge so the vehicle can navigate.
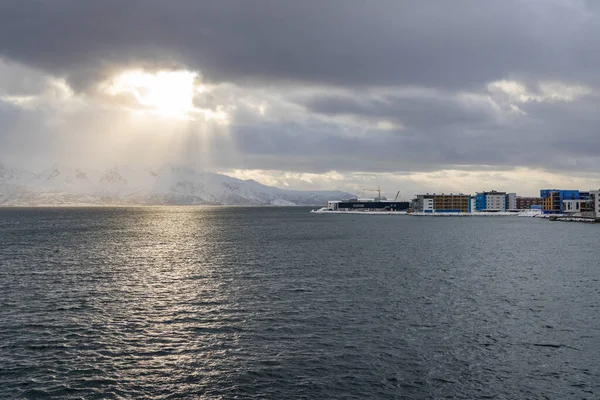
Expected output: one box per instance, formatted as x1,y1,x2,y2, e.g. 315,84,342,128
0,163,354,206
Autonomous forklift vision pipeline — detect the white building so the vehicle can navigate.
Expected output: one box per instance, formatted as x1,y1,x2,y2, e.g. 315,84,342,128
506,193,517,210
563,199,587,214
486,193,506,211
422,197,434,212
327,201,340,210
475,190,509,212
591,190,600,216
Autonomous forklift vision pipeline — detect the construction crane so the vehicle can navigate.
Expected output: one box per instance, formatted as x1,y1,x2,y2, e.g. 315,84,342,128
394,191,401,201
361,185,382,201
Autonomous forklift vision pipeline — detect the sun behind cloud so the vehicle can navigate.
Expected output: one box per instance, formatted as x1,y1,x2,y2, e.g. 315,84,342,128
106,70,197,118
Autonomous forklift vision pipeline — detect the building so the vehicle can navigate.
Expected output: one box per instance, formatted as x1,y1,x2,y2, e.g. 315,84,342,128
516,196,542,210
475,190,508,212
590,190,600,216
327,199,410,211
506,193,517,210
580,191,592,200
562,199,589,214
475,193,485,211
412,196,434,212
540,189,580,214
413,193,471,213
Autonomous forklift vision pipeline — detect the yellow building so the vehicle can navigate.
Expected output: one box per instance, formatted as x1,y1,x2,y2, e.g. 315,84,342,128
413,193,471,213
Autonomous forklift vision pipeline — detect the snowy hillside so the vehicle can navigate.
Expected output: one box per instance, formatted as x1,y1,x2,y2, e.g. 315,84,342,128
0,163,354,206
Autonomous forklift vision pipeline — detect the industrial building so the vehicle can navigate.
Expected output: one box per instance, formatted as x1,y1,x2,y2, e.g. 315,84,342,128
412,193,471,213
327,199,410,211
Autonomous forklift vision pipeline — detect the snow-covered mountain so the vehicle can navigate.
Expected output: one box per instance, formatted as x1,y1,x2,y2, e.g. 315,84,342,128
0,163,354,206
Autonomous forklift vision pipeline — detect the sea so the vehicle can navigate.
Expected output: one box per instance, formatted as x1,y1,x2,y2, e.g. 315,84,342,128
0,206,599,399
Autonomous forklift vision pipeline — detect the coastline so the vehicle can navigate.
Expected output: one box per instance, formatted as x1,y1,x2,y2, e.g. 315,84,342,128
311,209,548,218
311,208,600,223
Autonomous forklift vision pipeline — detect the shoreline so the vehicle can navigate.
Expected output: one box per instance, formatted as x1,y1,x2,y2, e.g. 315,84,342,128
311,209,547,217
311,209,599,223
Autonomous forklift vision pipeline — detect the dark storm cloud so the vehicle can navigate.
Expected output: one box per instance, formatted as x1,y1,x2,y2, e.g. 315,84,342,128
2,0,600,183
222,117,597,174
296,91,497,129
215,86,600,174
0,0,595,90
515,93,600,158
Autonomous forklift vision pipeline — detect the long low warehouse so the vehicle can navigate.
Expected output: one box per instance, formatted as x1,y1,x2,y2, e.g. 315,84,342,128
327,200,410,211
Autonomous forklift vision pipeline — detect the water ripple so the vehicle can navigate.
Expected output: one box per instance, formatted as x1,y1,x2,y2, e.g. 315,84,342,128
1,207,599,398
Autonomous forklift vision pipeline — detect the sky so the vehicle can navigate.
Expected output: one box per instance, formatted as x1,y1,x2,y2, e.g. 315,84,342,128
1,0,600,198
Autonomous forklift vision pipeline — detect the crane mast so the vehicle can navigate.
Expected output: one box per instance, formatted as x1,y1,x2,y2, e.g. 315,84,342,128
362,185,381,201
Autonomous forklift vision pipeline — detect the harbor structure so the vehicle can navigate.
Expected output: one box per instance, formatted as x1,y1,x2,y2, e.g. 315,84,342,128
319,187,600,220
412,193,471,213
318,186,600,221
540,189,580,214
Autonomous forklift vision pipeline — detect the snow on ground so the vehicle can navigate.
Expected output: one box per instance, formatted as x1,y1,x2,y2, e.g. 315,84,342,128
0,163,353,206
553,217,596,223
311,209,549,217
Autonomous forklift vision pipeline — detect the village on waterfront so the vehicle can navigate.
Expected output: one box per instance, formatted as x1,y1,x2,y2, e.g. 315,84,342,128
316,189,600,223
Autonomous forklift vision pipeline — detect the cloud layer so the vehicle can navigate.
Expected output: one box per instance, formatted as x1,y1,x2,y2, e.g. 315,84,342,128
1,0,599,196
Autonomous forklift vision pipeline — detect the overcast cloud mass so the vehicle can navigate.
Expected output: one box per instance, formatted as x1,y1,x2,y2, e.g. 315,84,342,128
1,0,600,197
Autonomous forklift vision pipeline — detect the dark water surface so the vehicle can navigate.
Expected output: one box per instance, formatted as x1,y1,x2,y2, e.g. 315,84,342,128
1,207,599,399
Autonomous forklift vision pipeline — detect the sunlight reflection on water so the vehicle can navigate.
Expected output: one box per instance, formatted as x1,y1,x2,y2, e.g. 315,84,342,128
1,207,599,399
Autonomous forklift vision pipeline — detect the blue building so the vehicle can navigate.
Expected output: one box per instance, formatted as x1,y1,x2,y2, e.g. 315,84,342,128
474,190,508,211
540,189,580,214
475,193,486,211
